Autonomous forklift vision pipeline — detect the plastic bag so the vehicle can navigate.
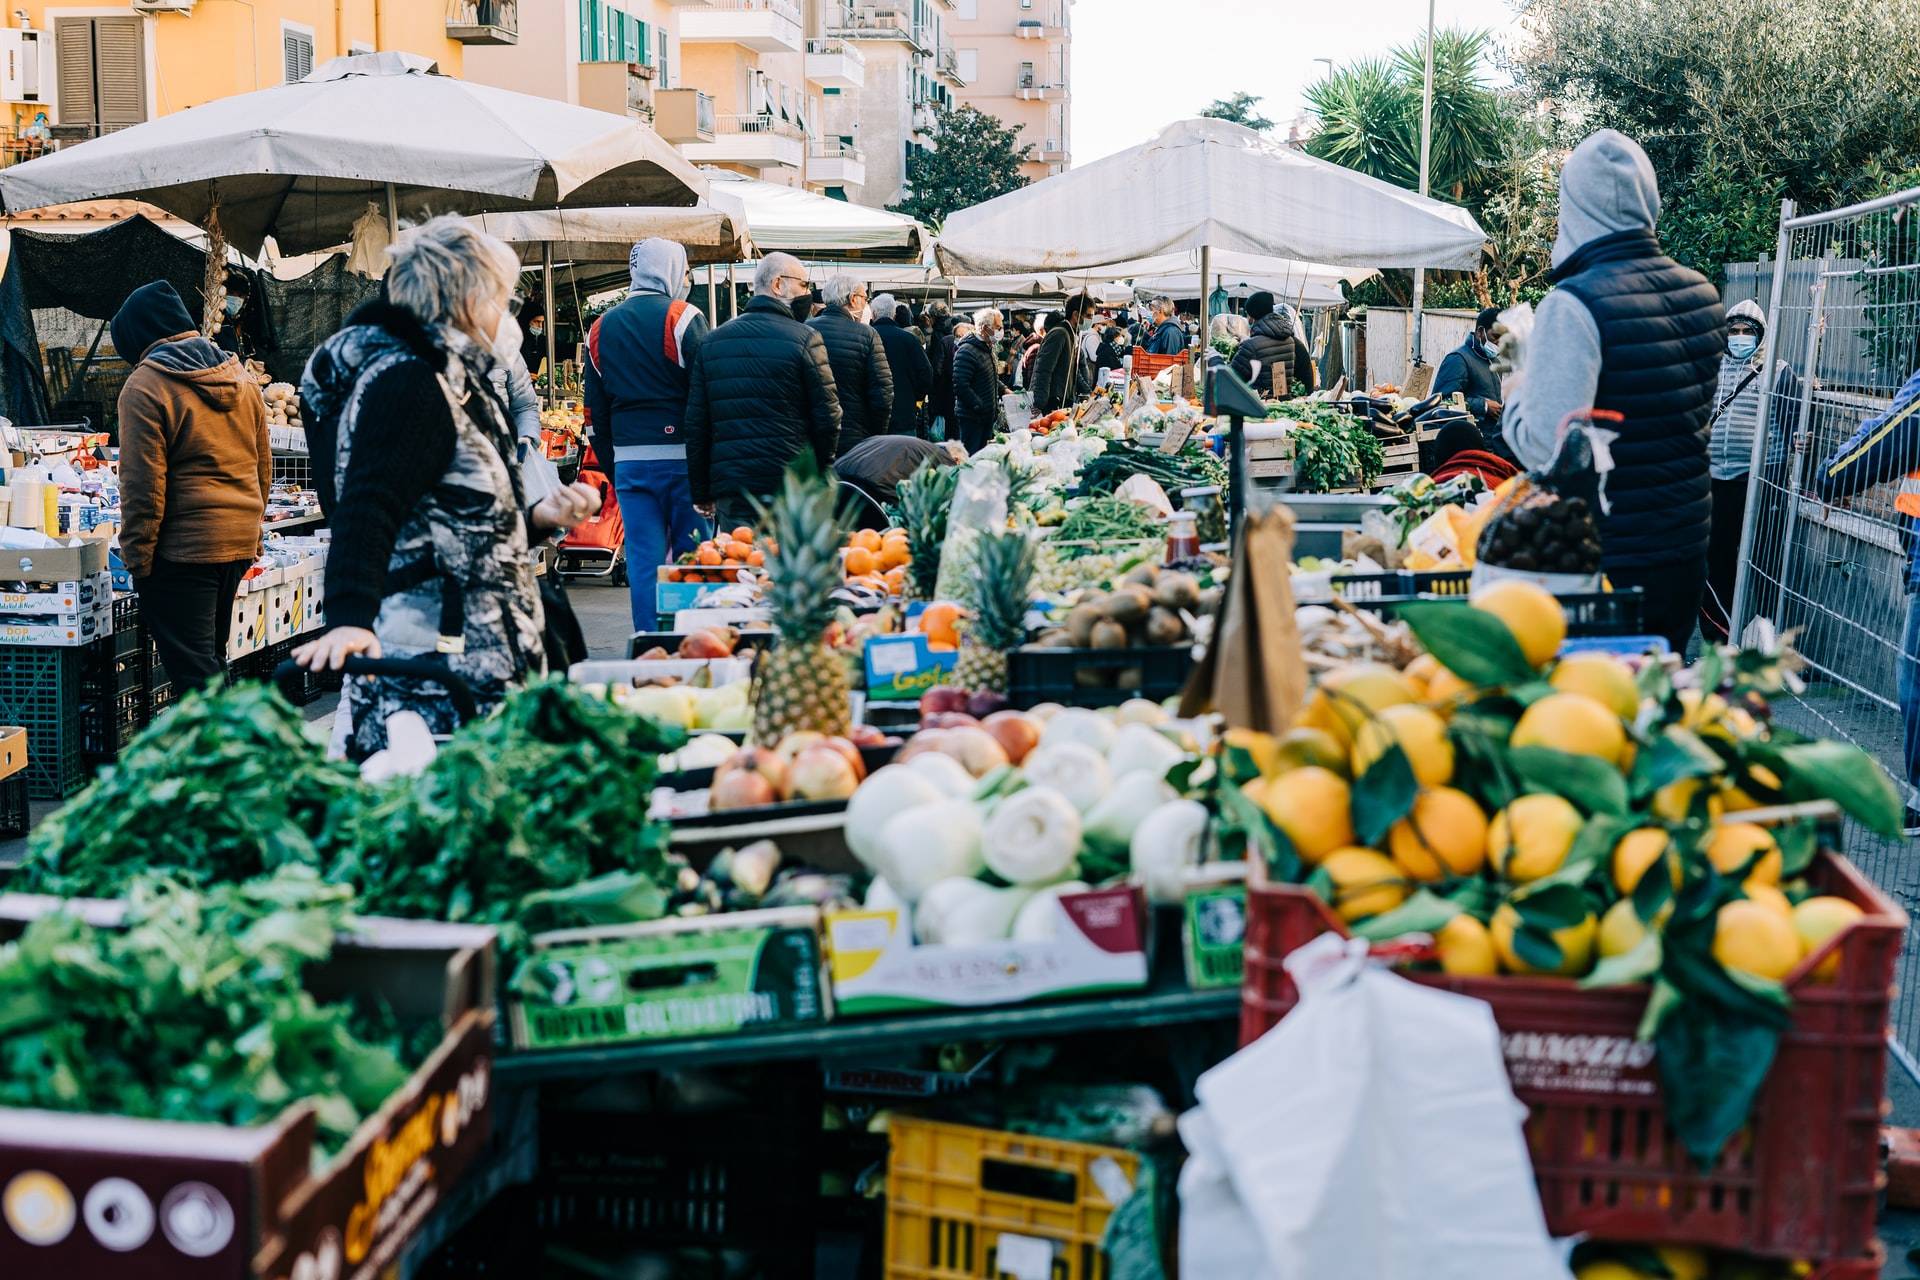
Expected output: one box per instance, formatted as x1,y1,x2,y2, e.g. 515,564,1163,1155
934,463,1010,605
1180,932,1568,1280
1473,412,1617,580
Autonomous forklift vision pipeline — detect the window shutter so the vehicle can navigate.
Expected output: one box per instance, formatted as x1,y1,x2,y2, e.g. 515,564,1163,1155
282,30,314,84
93,18,143,129
54,18,95,130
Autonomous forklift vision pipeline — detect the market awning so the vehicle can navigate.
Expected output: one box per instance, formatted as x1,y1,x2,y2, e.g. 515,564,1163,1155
702,171,924,261
465,206,751,267
934,118,1486,277
0,52,708,257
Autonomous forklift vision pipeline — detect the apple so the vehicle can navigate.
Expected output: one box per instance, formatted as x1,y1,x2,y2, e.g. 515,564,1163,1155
895,728,953,763
847,723,891,748
713,746,791,803
774,730,826,767
921,712,979,730
981,710,1042,764
817,735,867,782
678,627,735,659
790,743,861,801
919,686,969,716
966,690,1011,720
710,769,776,811
938,726,1011,778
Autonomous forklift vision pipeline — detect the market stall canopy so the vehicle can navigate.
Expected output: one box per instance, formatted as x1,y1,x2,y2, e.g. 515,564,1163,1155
0,53,708,257
702,171,923,260
934,118,1486,276
1119,250,1375,306
464,205,749,268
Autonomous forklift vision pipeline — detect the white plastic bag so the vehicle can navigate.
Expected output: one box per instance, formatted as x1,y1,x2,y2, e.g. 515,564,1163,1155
1183,933,1568,1280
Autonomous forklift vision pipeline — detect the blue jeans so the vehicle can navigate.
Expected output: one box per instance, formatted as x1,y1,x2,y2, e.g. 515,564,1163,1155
1901,594,1920,801
613,458,708,629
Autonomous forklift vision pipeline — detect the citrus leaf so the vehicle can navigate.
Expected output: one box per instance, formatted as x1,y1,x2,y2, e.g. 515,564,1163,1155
1654,999,1783,1166
1631,849,1675,924
1351,887,1461,942
1305,864,1335,903
1509,746,1629,816
1581,932,1662,989
1218,774,1299,882
1511,921,1564,972
1351,741,1418,846
1754,739,1904,837
1636,974,1686,1041
1636,659,1674,708
1775,820,1817,879
1630,727,1723,800
1220,743,1262,786
1395,600,1537,687
1513,881,1591,931
1443,878,1504,916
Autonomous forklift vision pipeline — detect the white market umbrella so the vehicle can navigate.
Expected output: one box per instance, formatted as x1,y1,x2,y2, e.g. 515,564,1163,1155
467,205,750,268
0,52,708,258
702,170,923,260
934,118,1486,276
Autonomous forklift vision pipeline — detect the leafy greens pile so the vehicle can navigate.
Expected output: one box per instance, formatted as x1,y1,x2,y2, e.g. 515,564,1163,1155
1076,439,1228,498
0,868,419,1153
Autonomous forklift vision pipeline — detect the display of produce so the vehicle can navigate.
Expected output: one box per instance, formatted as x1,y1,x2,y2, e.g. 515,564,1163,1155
751,465,857,744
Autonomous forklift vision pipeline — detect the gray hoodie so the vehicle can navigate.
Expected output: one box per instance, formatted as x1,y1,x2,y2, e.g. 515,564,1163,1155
1507,130,1663,470
629,237,691,300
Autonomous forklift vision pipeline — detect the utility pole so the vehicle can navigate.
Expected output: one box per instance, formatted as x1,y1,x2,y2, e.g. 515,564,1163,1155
1409,0,1435,370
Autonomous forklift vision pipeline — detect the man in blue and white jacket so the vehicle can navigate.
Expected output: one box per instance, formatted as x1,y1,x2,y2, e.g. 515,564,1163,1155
585,238,711,627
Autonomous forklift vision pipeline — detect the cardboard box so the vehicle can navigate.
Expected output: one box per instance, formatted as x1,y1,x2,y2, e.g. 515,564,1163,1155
510,907,831,1050
0,569,109,616
1182,867,1249,990
0,900,498,1280
0,610,101,647
862,633,957,702
0,537,109,584
824,888,1149,1017
0,725,26,781
227,593,269,660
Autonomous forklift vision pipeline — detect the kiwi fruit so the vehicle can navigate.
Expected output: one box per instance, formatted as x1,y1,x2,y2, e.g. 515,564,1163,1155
1123,563,1159,588
1065,602,1103,647
1036,627,1073,648
1089,618,1130,650
1101,586,1153,626
1143,606,1187,646
1153,571,1202,612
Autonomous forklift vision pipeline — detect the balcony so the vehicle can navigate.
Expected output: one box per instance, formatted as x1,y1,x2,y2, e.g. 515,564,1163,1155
654,88,716,144
680,0,805,54
936,46,967,86
1038,138,1067,163
1014,17,1068,38
1015,76,1067,101
805,39,866,90
658,0,714,6
681,112,806,172
446,0,518,44
808,140,866,187
829,1,929,50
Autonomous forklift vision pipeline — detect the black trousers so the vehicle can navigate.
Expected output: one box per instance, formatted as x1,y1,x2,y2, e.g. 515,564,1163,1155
1608,557,1708,660
134,556,252,694
1700,475,1748,644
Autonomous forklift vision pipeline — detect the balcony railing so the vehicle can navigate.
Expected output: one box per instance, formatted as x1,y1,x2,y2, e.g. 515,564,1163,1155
446,0,518,44
711,0,801,17
829,1,927,48
718,111,806,140
813,139,866,163
806,38,866,66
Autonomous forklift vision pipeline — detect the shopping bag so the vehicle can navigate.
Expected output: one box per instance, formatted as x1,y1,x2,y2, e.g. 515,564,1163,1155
1175,1109,1280,1280
1178,505,1306,730
1187,933,1568,1280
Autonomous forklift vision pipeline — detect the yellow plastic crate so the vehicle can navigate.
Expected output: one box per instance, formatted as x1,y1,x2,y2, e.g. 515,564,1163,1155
884,1116,1141,1280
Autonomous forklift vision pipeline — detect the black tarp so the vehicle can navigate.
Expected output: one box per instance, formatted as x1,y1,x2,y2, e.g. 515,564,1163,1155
256,253,378,385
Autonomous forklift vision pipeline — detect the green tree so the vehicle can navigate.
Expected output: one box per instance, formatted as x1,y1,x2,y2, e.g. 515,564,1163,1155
890,104,1032,228
1200,91,1274,132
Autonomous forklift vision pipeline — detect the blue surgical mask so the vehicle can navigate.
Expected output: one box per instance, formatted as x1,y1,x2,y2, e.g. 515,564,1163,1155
223,296,244,318
1728,334,1759,361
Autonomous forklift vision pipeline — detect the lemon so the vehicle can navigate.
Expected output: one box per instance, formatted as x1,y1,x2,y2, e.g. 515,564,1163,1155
1489,793,1584,882
1721,764,1783,813
1510,691,1629,765
1610,827,1679,896
1597,898,1655,958
1320,847,1410,923
1352,704,1455,786
1712,899,1803,980
1653,1247,1708,1280
1404,652,1442,696
1273,726,1349,777
1793,895,1864,981
1221,727,1281,778
1651,776,1724,823
1678,687,1730,732
1491,901,1597,976
1471,578,1568,668
1388,787,1489,880
1741,881,1793,919
1550,652,1641,721
1300,662,1420,748
1258,765,1355,865
1708,822,1783,885
1434,913,1499,976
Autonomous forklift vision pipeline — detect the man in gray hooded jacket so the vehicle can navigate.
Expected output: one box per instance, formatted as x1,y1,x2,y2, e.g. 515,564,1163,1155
1505,129,1725,655
585,238,711,627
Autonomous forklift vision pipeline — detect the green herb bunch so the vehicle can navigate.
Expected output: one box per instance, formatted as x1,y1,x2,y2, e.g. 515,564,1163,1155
1054,496,1164,552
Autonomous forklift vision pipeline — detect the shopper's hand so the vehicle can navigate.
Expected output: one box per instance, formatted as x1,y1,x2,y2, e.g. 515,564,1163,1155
1486,399,1503,419
294,626,380,672
694,502,717,522
531,481,603,533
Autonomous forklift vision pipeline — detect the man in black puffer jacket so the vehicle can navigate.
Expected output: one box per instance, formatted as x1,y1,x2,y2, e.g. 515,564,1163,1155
1506,129,1724,656
1230,292,1313,397
1030,293,1090,416
685,253,843,530
809,274,893,455
870,292,933,437
952,309,1005,454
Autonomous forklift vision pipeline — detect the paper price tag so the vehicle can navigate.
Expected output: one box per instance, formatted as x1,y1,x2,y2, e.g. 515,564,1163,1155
866,636,921,677
995,1233,1054,1280
1159,418,1197,454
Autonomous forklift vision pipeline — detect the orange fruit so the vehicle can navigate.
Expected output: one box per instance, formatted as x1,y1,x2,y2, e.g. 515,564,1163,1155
851,529,883,553
731,526,754,543
880,540,911,570
746,548,765,567
883,566,907,594
845,546,878,577
696,543,722,566
920,601,962,648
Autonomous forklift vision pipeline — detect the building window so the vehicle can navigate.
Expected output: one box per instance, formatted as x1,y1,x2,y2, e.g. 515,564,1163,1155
53,15,145,135
1020,0,1033,8
282,24,316,83
579,0,648,64
956,49,977,82
954,0,976,17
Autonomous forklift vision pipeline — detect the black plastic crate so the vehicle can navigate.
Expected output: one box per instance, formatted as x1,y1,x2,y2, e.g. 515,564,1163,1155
0,646,85,800
1411,569,1473,596
1007,645,1194,709
80,637,146,698
0,772,27,839
1559,589,1643,637
1324,571,1413,601
80,688,145,757
111,593,139,631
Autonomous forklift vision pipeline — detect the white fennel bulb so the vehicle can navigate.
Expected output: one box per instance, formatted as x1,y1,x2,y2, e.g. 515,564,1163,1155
981,786,1083,886
1020,744,1111,814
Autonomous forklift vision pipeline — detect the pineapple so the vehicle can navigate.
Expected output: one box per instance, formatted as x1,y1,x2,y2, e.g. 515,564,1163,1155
752,465,856,744
889,460,961,601
953,528,1036,695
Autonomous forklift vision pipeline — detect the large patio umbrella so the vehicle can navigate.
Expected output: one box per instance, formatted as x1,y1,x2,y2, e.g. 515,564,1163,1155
0,52,707,261
701,170,924,261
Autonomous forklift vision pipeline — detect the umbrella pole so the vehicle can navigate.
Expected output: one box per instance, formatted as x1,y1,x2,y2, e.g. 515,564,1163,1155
542,242,558,401
706,265,717,324
385,182,399,241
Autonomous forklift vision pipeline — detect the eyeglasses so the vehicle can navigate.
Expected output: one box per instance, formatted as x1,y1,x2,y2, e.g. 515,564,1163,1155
781,274,811,289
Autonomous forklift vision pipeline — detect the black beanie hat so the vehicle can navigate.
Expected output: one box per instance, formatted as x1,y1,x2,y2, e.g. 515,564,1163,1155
1247,291,1276,321
111,280,197,364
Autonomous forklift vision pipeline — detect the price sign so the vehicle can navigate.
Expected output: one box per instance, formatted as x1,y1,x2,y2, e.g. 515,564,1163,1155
1159,418,1197,454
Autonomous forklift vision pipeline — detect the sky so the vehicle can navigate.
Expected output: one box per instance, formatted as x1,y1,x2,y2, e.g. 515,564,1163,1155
1071,0,1521,166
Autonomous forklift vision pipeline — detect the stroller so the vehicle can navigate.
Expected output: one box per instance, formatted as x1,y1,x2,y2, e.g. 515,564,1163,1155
557,445,627,586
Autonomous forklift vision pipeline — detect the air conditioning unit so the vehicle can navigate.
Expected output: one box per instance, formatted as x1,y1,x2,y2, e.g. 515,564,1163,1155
0,29,46,104
129,0,196,13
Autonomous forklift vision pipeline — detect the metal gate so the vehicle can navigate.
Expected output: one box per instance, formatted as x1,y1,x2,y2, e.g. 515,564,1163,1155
1731,192,1920,1073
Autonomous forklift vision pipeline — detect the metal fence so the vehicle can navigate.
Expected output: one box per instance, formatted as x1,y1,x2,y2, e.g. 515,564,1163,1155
1731,192,1920,1073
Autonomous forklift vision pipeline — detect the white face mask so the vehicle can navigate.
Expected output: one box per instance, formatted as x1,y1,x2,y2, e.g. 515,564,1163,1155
492,310,523,363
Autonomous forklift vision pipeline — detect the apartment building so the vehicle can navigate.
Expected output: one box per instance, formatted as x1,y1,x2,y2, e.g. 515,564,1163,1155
0,1,477,147
947,0,1069,182
823,0,962,207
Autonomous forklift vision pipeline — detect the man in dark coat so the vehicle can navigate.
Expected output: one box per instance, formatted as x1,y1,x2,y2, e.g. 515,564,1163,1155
1143,296,1188,356
870,291,933,437
684,252,843,531
807,275,891,455
1029,293,1090,415
926,302,958,439
952,308,1005,454
1230,291,1313,397
1432,305,1506,440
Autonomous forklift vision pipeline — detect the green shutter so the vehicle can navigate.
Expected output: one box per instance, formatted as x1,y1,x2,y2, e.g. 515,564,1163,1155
638,20,649,68
579,0,597,61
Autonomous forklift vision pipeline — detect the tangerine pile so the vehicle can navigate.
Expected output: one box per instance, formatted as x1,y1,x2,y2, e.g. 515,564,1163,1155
844,527,912,596
666,526,767,581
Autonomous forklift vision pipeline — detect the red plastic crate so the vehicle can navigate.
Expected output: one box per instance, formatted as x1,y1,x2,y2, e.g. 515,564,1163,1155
1239,852,1903,1267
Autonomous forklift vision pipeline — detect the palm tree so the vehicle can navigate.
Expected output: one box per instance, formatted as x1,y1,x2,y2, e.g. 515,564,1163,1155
1305,59,1417,189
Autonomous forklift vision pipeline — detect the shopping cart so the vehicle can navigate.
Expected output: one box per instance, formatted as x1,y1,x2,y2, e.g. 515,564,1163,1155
556,447,627,585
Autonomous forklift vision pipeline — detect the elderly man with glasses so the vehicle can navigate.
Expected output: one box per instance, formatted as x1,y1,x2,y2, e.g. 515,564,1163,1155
683,251,843,531
809,274,895,456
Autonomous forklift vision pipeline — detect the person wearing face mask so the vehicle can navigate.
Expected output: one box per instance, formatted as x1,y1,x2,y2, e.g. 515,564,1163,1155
584,238,712,628
519,307,548,376
1031,293,1091,416
295,216,603,757
809,275,894,456
211,271,254,358
871,292,933,437
1702,299,1800,642
112,279,270,693
683,251,843,531
1432,305,1507,443
952,307,1005,453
